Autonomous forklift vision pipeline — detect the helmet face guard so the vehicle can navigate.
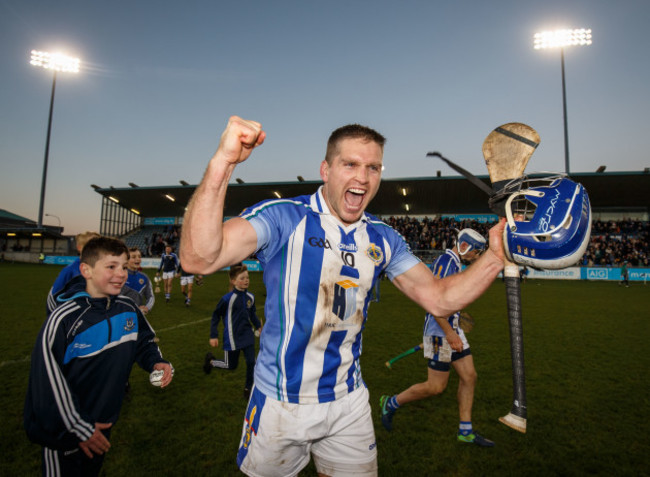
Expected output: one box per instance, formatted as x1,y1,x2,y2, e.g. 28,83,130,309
502,175,592,270
457,228,487,256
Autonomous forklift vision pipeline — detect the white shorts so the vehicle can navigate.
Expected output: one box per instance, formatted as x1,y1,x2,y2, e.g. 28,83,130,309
423,330,470,372
423,328,469,361
162,271,175,280
237,385,377,477
180,275,194,286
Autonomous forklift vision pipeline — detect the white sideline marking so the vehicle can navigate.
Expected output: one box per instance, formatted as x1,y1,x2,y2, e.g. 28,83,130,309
155,316,211,333
2,316,212,369
0,356,31,368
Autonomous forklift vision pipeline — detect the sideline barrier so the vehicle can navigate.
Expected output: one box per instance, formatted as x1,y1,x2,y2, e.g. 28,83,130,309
582,266,649,282
527,267,581,280
39,256,263,272
32,256,650,282
140,258,262,271
43,255,76,265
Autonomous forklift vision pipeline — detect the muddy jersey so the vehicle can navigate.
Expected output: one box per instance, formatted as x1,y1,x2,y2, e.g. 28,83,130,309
241,186,419,404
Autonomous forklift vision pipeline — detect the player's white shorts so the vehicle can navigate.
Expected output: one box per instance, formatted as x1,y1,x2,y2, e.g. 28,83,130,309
162,271,175,280
180,275,194,286
423,329,470,371
237,385,377,477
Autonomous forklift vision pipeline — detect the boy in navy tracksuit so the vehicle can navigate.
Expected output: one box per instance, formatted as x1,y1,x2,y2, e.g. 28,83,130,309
203,264,262,400
25,237,174,476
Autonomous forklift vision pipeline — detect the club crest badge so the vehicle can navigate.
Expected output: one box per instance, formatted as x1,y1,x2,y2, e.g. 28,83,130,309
366,243,383,265
124,317,135,332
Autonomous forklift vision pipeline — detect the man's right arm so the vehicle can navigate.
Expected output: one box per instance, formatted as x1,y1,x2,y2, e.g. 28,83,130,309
180,116,265,274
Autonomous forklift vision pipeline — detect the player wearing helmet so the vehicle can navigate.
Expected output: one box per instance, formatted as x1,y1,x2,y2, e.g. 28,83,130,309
380,228,495,447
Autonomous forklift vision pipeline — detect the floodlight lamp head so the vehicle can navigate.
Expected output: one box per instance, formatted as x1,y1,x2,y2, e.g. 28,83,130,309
30,50,80,73
533,28,592,50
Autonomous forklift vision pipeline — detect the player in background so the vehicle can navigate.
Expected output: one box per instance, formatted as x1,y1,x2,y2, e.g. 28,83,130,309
156,245,179,303
179,264,194,307
380,228,495,447
180,116,506,476
204,264,262,400
46,231,100,314
122,247,155,314
620,261,629,287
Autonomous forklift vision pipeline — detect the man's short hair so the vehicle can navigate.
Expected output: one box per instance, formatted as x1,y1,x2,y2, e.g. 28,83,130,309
325,124,386,164
81,237,129,267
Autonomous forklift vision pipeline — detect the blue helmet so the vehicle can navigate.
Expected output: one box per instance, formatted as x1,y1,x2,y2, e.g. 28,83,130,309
503,175,591,269
457,229,487,256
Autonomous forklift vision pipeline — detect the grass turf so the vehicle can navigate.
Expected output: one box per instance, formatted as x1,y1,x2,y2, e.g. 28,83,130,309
1,262,648,476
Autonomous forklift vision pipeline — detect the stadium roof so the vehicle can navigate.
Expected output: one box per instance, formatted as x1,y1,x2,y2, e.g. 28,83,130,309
92,171,650,220
0,209,65,239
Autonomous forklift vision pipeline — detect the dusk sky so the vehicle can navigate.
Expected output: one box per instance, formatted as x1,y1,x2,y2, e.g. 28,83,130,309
1,0,648,235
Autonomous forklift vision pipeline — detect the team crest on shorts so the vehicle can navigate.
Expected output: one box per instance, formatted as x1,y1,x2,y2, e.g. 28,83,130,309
366,243,383,264
243,405,258,449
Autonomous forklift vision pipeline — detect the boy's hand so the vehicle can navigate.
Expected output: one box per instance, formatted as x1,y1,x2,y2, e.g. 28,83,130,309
209,338,219,348
79,422,112,458
152,362,174,388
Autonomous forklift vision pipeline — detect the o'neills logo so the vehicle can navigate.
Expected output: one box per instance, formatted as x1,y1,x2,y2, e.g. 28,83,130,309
338,243,358,252
366,244,383,264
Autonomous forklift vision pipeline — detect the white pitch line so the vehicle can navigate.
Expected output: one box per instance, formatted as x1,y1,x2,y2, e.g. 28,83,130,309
1,316,212,369
0,356,31,368
155,316,211,333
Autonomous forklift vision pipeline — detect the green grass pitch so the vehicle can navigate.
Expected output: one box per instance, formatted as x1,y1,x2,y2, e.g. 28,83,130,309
1,262,648,476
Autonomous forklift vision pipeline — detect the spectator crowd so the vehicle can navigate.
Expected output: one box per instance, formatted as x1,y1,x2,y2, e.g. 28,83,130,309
382,216,649,268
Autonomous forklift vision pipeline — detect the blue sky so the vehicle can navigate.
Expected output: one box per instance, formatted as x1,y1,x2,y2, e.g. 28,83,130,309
1,0,648,235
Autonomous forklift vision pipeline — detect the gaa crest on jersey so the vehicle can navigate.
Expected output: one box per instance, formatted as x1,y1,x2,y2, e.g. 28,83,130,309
366,243,383,265
333,279,358,321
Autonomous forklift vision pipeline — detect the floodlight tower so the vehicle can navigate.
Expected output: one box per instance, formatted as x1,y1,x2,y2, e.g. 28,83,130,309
534,28,592,174
30,50,80,228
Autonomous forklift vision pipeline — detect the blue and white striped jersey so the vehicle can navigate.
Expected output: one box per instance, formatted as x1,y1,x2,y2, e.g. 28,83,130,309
241,186,420,404
424,249,462,336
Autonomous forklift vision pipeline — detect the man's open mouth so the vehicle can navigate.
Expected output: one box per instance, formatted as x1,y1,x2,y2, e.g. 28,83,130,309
346,188,365,208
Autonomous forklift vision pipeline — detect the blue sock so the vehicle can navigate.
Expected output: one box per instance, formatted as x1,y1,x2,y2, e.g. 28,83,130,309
459,421,473,436
386,395,401,412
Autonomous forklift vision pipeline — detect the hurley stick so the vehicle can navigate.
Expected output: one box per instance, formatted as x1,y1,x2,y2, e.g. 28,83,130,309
384,344,423,369
482,123,540,433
